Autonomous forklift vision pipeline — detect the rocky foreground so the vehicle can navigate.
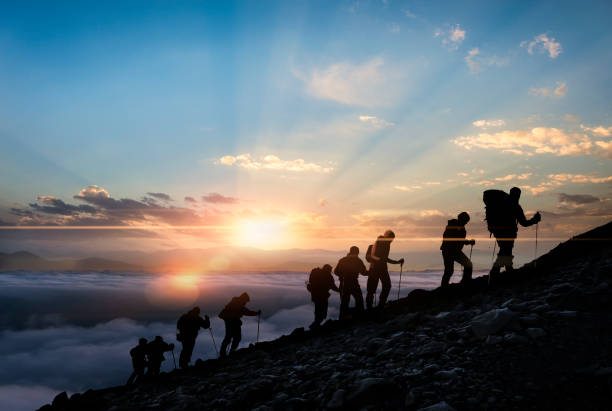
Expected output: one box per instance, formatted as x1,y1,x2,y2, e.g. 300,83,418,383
40,222,612,411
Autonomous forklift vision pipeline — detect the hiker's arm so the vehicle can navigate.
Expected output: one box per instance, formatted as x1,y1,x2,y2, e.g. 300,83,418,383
359,260,368,275
242,307,259,316
517,205,540,227
199,315,210,329
387,257,404,265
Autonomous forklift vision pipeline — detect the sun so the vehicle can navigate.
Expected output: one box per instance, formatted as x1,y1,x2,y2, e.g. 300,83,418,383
234,218,289,249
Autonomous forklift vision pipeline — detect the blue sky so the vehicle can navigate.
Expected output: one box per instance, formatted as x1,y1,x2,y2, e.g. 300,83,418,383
1,0,611,255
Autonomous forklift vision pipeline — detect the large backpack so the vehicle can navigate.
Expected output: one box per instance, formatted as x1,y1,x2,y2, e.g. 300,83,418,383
483,189,514,234
365,244,374,263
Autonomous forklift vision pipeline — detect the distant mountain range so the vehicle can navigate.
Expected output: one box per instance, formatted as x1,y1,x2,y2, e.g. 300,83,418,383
0,247,447,273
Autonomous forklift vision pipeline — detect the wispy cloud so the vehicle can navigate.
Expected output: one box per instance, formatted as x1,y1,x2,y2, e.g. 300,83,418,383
522,174,612,195
464,48,509,73
394,185,422,192
218,154,334,173
529,82,567,98
359,115,395,128
298,58,401,106
388,22,400,34
145,192,172,202
452,127,612,158
581,124,612,137
201,193,239,204
435,24,466,50
472,119,506,129
521,33,562,58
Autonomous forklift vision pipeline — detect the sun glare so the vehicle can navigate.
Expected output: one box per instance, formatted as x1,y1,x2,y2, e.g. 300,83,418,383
145,273,200,309
234,219,288,249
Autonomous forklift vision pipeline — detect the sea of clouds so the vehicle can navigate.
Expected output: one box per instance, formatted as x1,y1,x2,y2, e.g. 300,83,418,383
0,270,442,410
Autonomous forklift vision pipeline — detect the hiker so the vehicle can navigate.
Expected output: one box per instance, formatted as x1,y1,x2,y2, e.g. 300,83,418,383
218,292,260,357
176,306,211,369
307,264,340,328
146,336,174,376
126,337,149,385
334,246,367,319
366,230,404,309
484,187,541,277
440,212,476,287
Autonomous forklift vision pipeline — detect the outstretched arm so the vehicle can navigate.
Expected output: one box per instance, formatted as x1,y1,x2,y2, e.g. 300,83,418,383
387,257,405,265
199,315,210,330
242,307,260,316
516,205,541,227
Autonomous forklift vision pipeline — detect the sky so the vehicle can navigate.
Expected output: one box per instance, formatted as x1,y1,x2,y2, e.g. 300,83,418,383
1,0,611,260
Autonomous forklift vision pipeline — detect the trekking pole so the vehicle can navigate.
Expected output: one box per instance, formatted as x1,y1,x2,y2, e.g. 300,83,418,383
208,326,219,358
488,241,496,286
171,348,177,370
469,244,473,260
534,222,539,268
397,262,403,300
256,312,261,343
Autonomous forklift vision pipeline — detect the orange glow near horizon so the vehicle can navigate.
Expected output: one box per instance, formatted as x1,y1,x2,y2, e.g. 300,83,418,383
145,273,201,309
233,218,290,249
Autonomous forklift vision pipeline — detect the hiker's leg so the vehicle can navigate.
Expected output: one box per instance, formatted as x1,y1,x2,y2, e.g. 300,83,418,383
441,251,454,287
456,251,472,282
366,273,379,309
378,269,391,307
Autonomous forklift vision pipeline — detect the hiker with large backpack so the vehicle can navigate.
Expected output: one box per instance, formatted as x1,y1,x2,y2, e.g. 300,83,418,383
334,246,368,319
365,230,404,310
483,187,541,278
307,264,340,329
218,292,260,357
440,212,476,287
176,306,210,368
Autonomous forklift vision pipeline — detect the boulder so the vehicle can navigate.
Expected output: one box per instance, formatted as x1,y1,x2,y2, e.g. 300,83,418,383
418,400,457,411
471,308,518,338
346,378,399,406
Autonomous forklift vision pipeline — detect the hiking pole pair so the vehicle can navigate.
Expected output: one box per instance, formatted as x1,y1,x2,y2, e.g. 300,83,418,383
257,311,261,344
396,261,404,300
209,326,219,358
171,348,177,370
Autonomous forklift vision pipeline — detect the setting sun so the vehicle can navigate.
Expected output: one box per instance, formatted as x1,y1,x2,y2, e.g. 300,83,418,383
234,219,289,249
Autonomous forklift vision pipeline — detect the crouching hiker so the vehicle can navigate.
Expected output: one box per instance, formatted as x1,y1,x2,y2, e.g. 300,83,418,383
440,212,476,287
146,336,174,376
126,337,148,385
218,292,261,357
307,264,340,329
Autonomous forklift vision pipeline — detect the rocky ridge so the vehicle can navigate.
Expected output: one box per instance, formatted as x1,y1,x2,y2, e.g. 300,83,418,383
40,221,612,410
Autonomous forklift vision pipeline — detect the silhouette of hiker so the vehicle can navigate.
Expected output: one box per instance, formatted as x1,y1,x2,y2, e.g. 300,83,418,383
366,230,404,309
126,338,148,385
440,212,476,287
484,187,541,277
146,336,174,376
218,292,260,357
176,306,211,369
334,246,367,319
307,264,340,329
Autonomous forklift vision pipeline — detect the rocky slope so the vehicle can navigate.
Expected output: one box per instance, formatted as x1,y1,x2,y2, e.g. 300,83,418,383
39,221,612,410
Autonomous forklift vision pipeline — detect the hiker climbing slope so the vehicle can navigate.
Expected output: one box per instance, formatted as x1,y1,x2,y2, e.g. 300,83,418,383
126,337,148,385
440,212,476,287
366,230,404,309
218,292,260,357
334,246,367,319
484,187,541,277
176,306,210,369
307,264,340,329
146,336,174,376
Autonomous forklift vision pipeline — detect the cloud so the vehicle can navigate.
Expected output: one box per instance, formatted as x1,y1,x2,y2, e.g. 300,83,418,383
394,185,422,192
522,173,612,195
388,23,400,34
472,119,506,129
529,82,566,98
218,154,333,173
201,193,239,204
146,192,172,202
403,9,416,18
452,127,612,158
358,115,395,128
184,197,197,203
558,193,600,205
581,124,612,137
419,209,444,217
318,198,329,207
521,33,562,58
465,48,480,72
565,114,580,122
299,57,399,106
435,24,465,50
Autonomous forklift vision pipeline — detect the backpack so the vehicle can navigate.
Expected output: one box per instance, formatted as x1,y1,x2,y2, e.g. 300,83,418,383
365,244,374,263
483,189,513,234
